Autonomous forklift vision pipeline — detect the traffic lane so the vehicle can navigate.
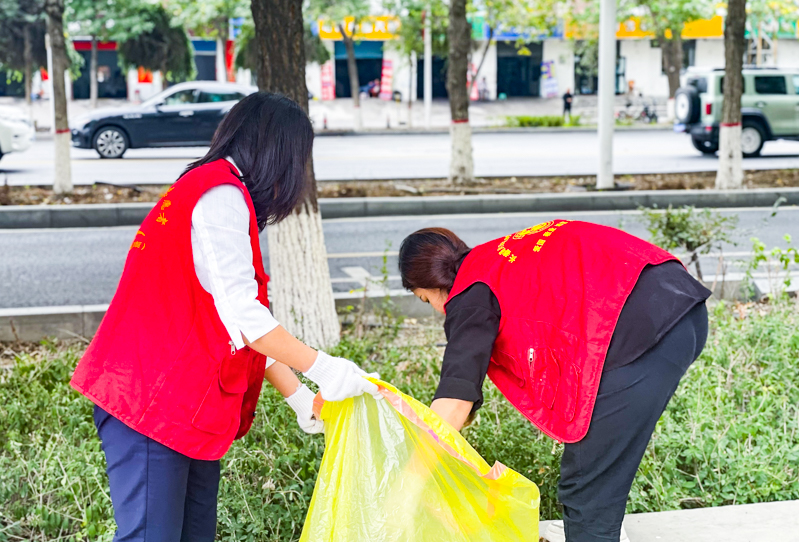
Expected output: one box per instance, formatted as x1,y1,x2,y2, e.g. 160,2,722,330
4,131,799,186
1,207,797,309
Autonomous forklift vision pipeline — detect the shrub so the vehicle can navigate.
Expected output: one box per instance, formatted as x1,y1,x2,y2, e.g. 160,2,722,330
505,115,564,128
2,301,798,540
639,205,738,281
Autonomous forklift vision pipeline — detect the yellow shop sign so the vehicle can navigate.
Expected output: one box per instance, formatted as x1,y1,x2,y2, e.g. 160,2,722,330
318,16,401,40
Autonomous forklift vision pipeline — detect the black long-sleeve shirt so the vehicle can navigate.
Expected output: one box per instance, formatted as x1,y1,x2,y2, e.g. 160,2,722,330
434,260,711,412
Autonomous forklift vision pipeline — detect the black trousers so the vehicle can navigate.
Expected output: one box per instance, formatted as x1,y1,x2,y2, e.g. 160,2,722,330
559,302,708,542
94,406,220,542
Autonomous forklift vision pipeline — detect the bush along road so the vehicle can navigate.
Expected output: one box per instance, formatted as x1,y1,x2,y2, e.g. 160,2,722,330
1,299,799,540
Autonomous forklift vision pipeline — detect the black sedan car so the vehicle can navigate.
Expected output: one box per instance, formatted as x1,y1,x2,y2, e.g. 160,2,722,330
70,81,257,158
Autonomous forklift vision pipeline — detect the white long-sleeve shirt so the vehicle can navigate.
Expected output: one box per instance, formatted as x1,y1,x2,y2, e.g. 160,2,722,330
190,159,279,366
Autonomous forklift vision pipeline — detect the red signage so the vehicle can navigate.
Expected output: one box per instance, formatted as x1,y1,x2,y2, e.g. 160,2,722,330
320,61,335,101
378,59,393,100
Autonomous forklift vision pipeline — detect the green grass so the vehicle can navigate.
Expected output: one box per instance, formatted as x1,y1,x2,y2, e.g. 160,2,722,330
504,115,582,128
1,301,798,541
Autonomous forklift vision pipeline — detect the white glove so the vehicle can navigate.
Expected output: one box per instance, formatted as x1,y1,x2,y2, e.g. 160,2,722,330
303,351,383,402
285,384,324,434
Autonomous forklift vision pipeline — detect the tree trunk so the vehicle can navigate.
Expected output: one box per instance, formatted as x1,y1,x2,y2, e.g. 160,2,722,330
251,0,340,348
339,24,362,131
90,36,98,108
715,0,746,190
45,0,72,195
23,25,33,106
446,0,473,184
659,31,682,99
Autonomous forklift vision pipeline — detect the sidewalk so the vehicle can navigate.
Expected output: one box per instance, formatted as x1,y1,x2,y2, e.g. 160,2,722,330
0,94,669,133
540,500,799,542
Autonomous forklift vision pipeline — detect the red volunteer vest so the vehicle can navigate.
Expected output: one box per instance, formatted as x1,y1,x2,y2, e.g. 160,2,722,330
447,220,678,443
71,159,270,460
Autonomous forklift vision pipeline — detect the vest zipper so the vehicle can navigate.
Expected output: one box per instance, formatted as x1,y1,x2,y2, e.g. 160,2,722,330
229,341,237,355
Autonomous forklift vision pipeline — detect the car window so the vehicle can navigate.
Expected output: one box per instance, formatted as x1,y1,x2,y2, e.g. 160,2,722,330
198,92,244,103
720,76,745,94
793,75,799,95
162,89,198,105
754,76,787,95
687,77,707,94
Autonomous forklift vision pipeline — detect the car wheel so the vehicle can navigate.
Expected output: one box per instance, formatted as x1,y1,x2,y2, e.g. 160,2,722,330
93,127,128,159
741,121,765,158
691,136,718,154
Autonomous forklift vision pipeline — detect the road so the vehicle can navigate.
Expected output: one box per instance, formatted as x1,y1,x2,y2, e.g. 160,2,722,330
2,207,797,309
3,130,799,186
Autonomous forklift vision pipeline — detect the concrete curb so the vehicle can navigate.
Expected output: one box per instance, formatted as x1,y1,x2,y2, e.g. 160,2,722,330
2,187,797,229
0,292,435,342
314,124,669,137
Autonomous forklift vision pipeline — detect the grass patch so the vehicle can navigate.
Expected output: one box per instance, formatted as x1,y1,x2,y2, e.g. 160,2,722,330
503,114,581,128
2,301,798,540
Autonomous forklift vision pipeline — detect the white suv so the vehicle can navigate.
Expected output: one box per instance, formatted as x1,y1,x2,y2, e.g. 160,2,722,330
0,105,35,161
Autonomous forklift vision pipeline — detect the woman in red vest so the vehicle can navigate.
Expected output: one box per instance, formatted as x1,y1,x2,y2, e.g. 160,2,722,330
71,93,379,542
398,223,710,542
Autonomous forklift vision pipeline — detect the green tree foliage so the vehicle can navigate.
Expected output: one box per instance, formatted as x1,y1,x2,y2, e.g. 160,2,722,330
167,0,249,43
631,0,714,97
66,0,156,43
117,3,195,87
0,0,47,101
384,0,449,61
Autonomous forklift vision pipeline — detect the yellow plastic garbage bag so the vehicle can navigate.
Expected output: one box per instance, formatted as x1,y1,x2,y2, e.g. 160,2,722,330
300,378,540,542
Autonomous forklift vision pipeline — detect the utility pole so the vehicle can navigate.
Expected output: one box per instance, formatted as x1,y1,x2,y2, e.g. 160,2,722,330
596,0,616,190
424,4,432,129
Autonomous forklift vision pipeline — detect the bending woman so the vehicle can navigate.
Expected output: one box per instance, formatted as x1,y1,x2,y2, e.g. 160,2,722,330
398,221,710,542
71,93,378,542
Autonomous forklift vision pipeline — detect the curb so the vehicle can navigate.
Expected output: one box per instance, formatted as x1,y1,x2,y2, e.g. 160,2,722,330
314,124,669,137
0,293,434,342
2,187,797,229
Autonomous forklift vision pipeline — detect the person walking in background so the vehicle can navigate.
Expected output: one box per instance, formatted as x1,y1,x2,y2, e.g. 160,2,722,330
478,77,489,101
70,92,380,542
563,88,573,122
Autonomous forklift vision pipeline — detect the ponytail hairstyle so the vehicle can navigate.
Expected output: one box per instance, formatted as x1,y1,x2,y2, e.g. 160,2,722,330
398,228,471,292
181,92,314,230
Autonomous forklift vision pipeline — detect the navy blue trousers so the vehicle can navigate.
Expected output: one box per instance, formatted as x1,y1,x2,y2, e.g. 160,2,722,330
558,302,709,542
93,406,220,542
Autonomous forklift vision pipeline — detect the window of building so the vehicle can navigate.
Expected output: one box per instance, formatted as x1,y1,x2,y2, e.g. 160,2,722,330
755,76,787,95
794,75,799,95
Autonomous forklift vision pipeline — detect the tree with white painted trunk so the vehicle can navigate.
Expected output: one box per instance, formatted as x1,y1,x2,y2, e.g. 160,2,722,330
252,0,340,348
44,0,72,194
715,0,746,190
447,0,472,184
310,0,370,131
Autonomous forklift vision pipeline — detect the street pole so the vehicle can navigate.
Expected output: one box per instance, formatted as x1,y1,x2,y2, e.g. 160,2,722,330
45,33,55,135
596,0,616,190
424,4,432,129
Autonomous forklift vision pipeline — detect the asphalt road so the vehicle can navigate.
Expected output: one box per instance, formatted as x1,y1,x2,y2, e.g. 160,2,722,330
2,207,797,309
3,130,799,186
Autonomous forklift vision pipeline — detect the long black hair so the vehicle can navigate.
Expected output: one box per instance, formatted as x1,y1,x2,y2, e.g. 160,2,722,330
182,92,314,229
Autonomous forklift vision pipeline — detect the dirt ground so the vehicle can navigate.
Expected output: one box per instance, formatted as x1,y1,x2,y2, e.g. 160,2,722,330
2,169,799,206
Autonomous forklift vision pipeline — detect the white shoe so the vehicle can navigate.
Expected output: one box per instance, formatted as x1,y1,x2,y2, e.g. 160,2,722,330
542,520,630,542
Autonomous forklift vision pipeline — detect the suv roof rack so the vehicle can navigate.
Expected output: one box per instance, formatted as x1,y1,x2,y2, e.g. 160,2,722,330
711,66,780,71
